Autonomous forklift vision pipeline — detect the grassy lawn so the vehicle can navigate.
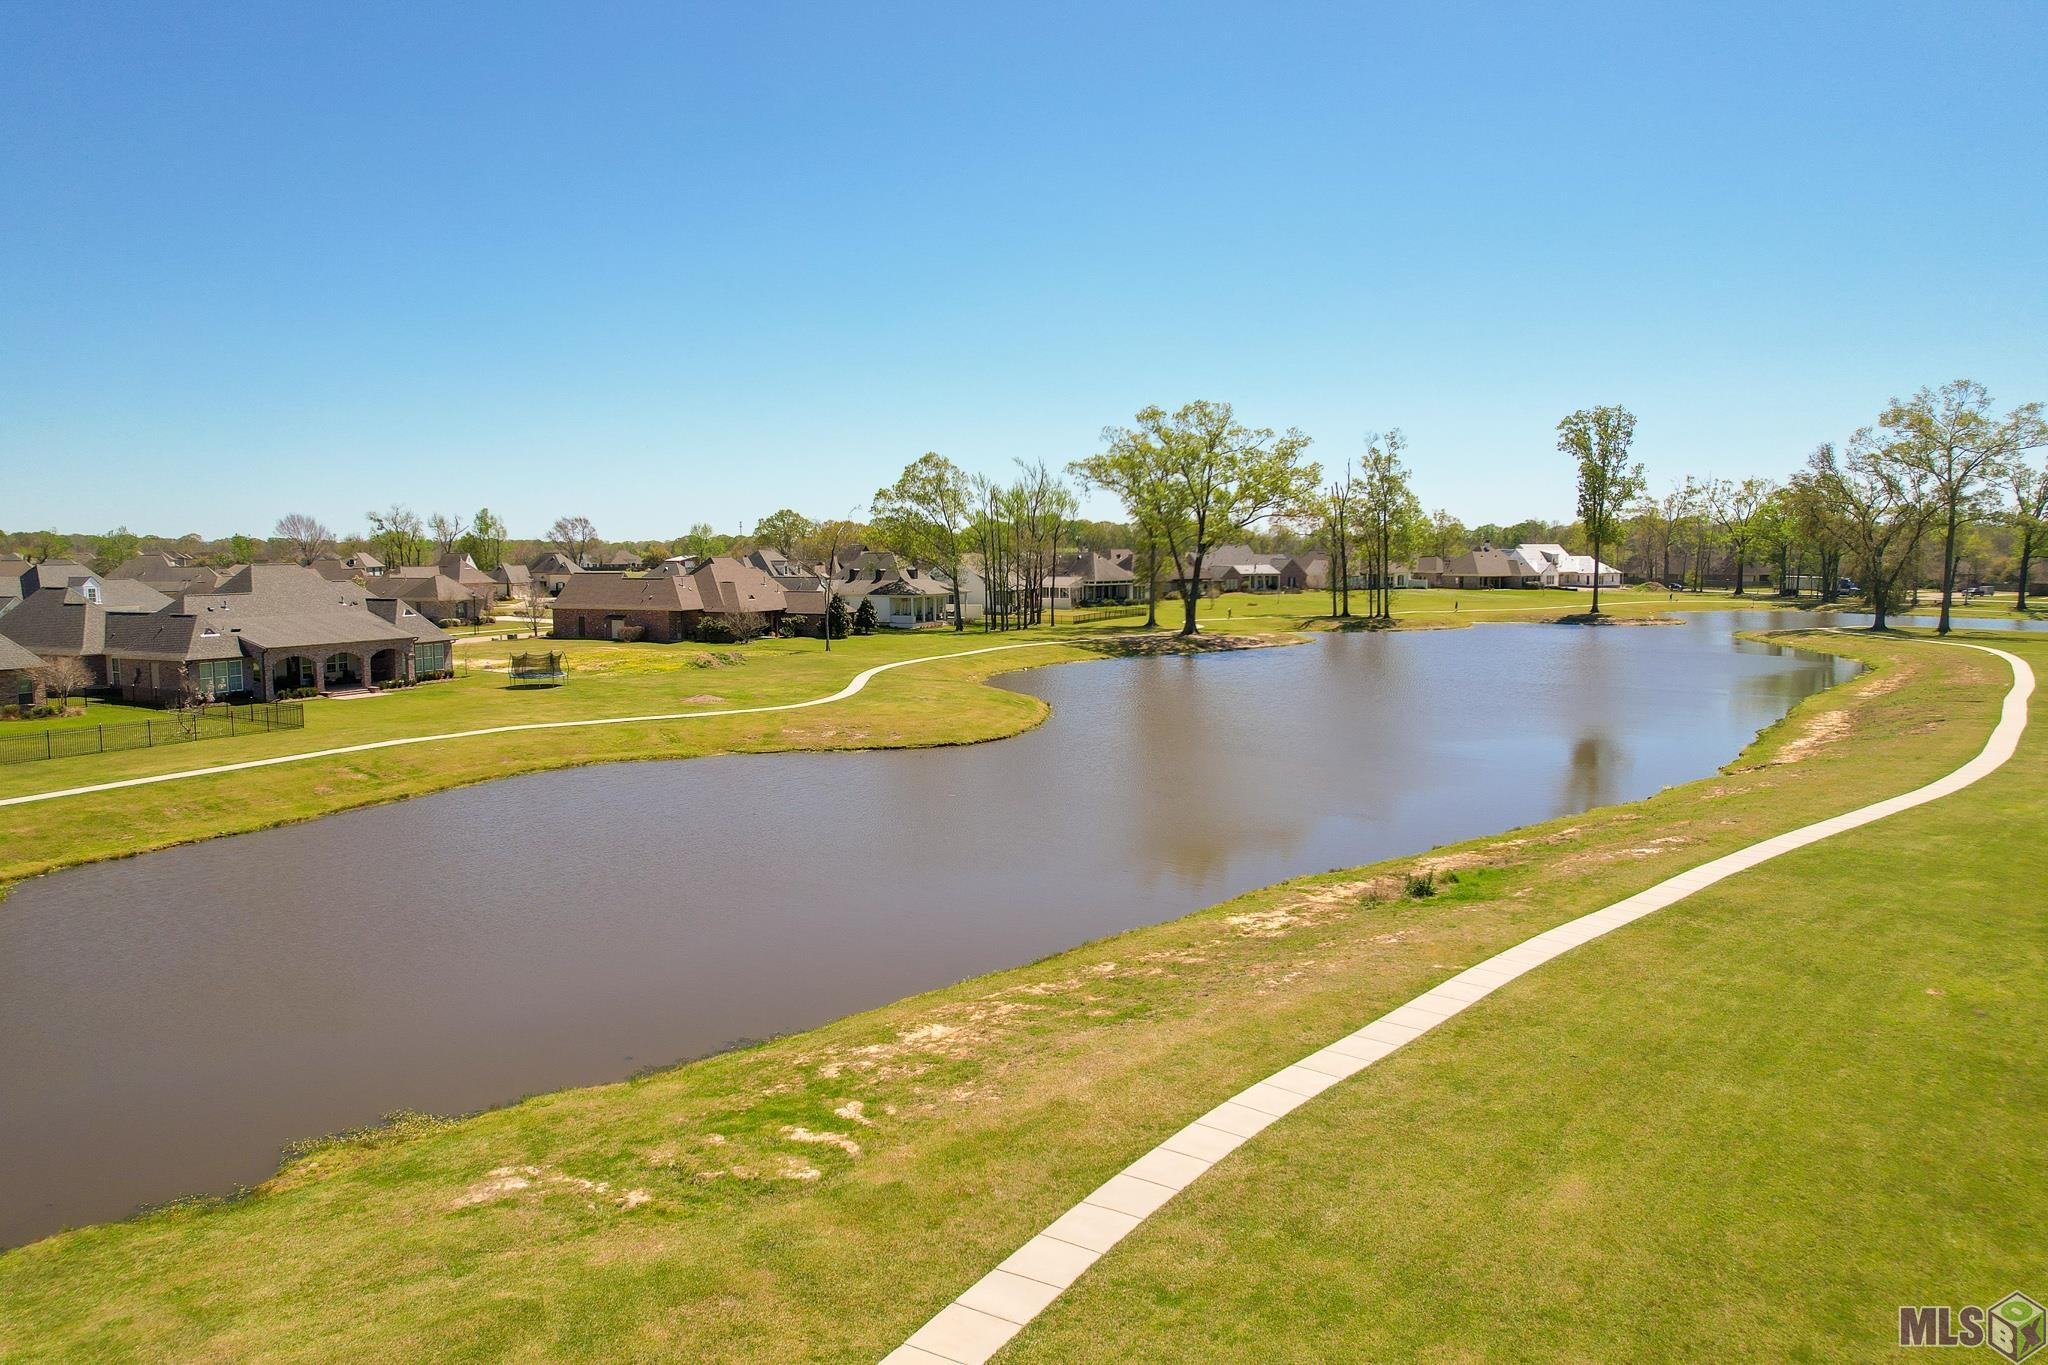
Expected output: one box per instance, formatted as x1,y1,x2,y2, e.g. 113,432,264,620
0,699,163,732
0,627,2032,1361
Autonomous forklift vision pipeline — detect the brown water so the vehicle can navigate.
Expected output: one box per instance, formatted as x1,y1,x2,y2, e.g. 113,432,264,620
0,615,1862,1246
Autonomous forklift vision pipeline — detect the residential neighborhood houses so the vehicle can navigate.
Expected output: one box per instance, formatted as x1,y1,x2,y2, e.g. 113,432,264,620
1,525,1638,713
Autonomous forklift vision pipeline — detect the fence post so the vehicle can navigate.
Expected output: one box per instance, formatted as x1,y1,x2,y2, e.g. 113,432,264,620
99,724,105,755
46,731,52,760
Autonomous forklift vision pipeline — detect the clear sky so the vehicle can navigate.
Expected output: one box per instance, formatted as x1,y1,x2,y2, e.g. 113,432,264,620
4,1,2043,542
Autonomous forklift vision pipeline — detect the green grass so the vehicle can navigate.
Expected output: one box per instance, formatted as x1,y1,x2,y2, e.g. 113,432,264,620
0,627,2033,1361
0,699,163,732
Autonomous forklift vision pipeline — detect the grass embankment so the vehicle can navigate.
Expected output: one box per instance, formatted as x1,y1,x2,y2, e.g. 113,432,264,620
0,628,2034,1361
0,631,1108,889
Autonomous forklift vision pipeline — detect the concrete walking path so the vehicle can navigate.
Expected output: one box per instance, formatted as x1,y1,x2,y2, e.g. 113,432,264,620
885,639,2035,1365
0,641,1063,810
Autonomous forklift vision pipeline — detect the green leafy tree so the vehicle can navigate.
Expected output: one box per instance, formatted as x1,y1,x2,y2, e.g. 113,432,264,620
2010,454,2048,611
1072,401,1319,636
224,533,260,565
90,527,140,574
1883,380,2047,633
754,509,816,560
461,508,507,570
852,597,877,634
1719,477,1777,595
1793,435,1938,630
1556,405,1645,614
825,593,851,639
871,454,972,630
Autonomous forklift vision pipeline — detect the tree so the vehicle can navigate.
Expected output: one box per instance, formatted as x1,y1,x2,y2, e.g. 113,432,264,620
1314,464,1357,618
1719,477,1777,595
2010,454,2048,612
223,533,261,566
1884,380,2047,633
427,512,468,558
275,513,334,562
1357,431,1420,620
364,505,426,567
548,516,600,566
32,656,91,710
519,577,550,637
90,527,140,574
754,509,816,560
825,593,851,640
852,597,877,634
871,454,972,631
1072,401,1319,637
1793,435,1938,631
1425,509,1464,561
1556,405,1645,614
460,508,508,571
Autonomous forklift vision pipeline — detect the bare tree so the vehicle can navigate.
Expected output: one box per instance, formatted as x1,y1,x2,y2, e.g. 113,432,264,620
519,577,551,637
32,656,92,710
428,512,469,558
548,516,600,566
275,513,334,562
365,505,427,567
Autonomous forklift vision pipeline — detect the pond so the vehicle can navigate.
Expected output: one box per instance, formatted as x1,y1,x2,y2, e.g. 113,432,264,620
0,613,1870,1246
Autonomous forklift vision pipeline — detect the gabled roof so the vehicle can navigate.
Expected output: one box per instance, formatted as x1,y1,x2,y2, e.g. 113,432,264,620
0,635,43,670
530,551,582,574
375,573,484,606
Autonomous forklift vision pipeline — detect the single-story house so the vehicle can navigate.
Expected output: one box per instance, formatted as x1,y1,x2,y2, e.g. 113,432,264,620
0,564,450,702
529,551,584,595
373,568,493,624
490,562,531,597
1280,552,1330,591
1441,545,1545,589
550,556,797,641
108,551,223,593
1049,552,1139,606
830,552,965,627
1514,543,1622,589
1411,556,1450,587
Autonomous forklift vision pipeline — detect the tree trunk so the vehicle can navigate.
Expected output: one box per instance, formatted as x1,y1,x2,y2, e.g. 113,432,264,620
1590,535,1602,614
1937,500,1958,635
1181,553,1202,636
2018,528,2035,612
1733,547,1745,596
1144,547,1159,629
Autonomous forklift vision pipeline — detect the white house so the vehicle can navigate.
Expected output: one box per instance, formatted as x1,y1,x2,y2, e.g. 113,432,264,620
1514,543,1622,589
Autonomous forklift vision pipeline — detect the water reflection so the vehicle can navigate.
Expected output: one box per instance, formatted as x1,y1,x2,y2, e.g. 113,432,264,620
0,616,1857,1245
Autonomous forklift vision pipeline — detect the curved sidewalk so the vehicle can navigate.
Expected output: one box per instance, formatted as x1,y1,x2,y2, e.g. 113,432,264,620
0,641,1062,810
885,639,2035,1365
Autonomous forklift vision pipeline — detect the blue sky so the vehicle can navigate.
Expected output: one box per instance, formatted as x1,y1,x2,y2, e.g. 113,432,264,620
4,1,2043,541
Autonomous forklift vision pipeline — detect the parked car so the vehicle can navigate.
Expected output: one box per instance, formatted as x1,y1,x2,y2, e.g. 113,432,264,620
1964,585,1996,598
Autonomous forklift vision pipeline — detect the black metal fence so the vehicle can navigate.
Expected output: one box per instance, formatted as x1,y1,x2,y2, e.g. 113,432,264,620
0,701,305,767
1066,601,1150,626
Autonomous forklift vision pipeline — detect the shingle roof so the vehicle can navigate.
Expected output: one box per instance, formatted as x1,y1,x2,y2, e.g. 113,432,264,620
0,635,43,671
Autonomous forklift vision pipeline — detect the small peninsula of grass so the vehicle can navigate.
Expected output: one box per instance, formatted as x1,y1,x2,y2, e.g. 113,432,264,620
0,627,2034,1362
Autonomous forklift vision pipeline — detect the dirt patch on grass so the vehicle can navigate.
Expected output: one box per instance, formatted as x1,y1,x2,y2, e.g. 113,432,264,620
1775,710,1851,763
683,694,727,704
452,1163,652,1211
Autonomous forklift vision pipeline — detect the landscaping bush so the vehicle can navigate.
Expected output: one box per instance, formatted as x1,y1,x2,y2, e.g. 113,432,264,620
695,619,738,644
853,599,877,634
617,624,647,643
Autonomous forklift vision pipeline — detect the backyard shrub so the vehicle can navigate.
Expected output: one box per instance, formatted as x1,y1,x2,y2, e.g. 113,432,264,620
695,619,738,644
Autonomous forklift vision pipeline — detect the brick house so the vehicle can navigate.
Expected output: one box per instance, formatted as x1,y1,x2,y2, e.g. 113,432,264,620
551,556,798,641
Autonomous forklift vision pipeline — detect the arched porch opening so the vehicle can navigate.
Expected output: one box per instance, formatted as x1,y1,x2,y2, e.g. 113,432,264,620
271,654,316,695
322,652,363,690
368,647,406,685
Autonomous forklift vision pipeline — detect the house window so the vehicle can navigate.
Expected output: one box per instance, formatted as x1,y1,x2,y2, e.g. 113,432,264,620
194,658,245,696
413,642,451,676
